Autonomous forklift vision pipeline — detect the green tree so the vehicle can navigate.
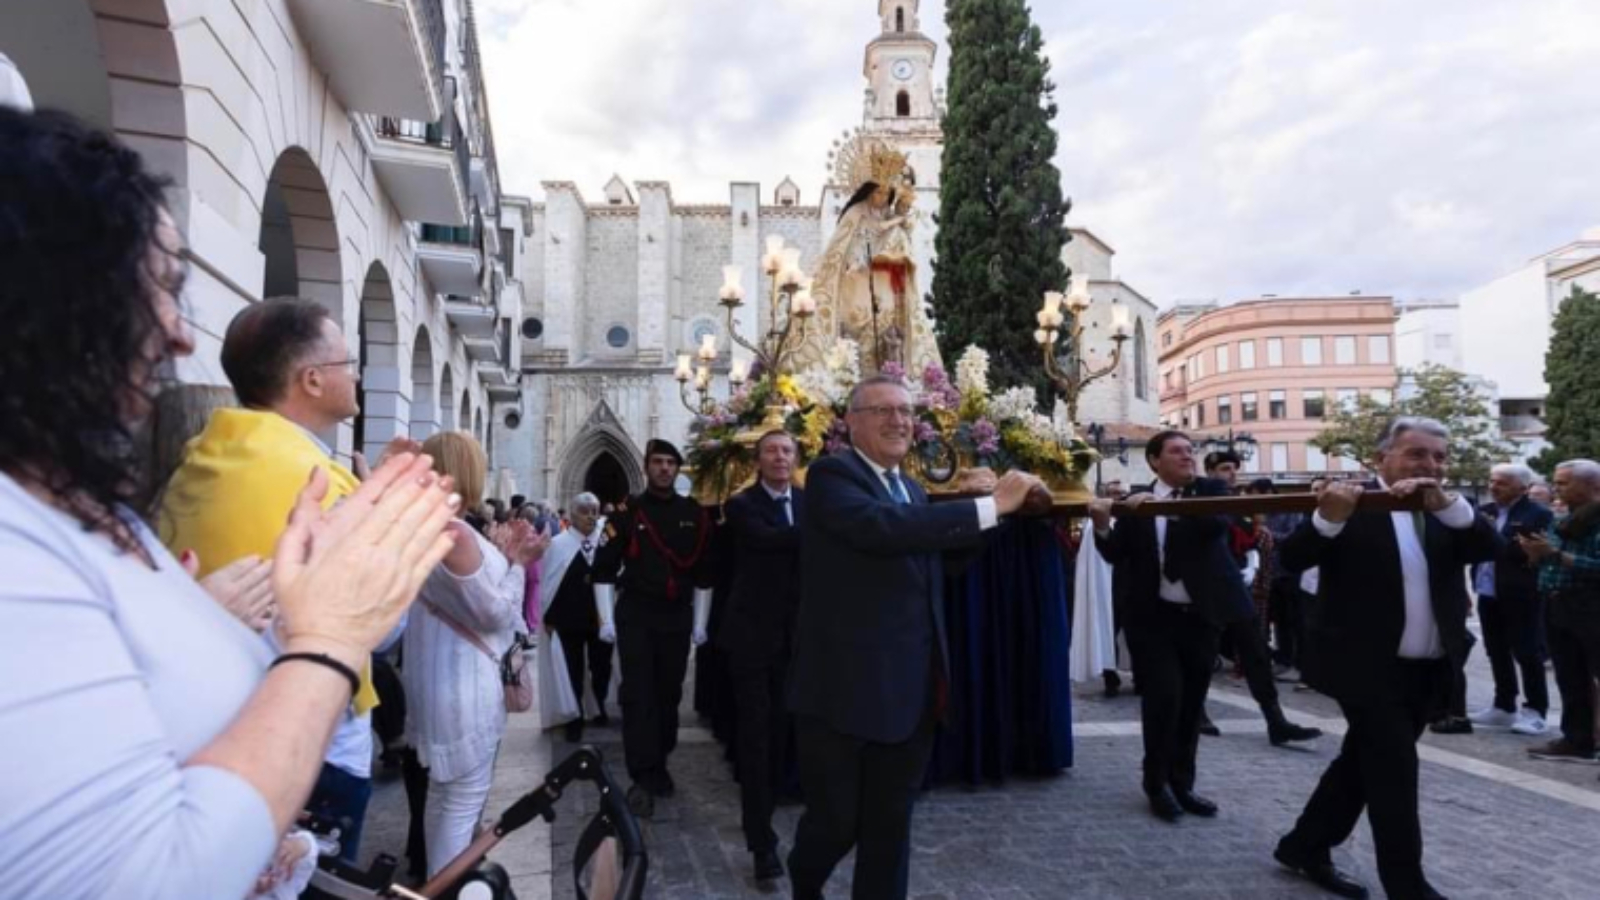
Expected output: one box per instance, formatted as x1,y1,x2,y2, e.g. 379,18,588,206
931,0,1070,395
1535,286,1600,473
1311,363,1513,485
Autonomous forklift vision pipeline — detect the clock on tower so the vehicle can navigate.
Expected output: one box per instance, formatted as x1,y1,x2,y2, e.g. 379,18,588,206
864,0,939,125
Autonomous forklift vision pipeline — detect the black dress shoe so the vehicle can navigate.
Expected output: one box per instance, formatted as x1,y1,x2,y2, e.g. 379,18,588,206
1172,788,1218,817
1103,670,1122,698
1197,714,1222,737
649,771,676,798
1429,716,1473,735
1418,882,1448,900
1269,720,1324,746
563,720,584,743
1147,787,1184,822
590,711,611,727
626,784,655,819
1274,843,1369,899
753,848,784,881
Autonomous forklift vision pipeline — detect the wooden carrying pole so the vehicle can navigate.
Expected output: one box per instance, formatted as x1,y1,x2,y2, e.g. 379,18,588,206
931,489,1427,519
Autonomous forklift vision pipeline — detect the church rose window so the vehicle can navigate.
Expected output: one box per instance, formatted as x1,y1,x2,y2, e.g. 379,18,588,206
606,325,630,348
521,317,544,339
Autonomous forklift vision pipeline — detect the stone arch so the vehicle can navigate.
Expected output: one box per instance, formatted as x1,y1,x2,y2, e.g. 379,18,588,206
896,6,906,33
896,90,911,117
459,388,472,431
260,147,342,318
355,262,403,460
410,326,438,439
1133,317,1149,401
474,406,484,443
557,401,644,507
440,366,457,431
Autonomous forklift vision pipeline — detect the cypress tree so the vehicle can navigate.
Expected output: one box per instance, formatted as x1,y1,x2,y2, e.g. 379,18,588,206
1536,286,1600,472
931,0,1070,394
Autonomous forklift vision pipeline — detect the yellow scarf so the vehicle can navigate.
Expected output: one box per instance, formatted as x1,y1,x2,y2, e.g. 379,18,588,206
158,408,379,715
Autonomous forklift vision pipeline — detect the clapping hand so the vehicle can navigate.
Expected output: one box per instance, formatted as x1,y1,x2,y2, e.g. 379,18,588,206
491,519,552,567
271,454,460,668
186,553,276,633
352,436,425,482
1515,531,1558,562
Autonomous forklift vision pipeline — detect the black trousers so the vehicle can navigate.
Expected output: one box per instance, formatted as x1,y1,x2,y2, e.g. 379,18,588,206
730,650,791,853
1125,602,1219,794
788,706,936,900
1547,592,1600,752
1281,658,1448,900
555,626,613,716
1270,580,1312,669
370,652,406,749
616,596,692,786
1223,614,1282,716
1479,593,1550,714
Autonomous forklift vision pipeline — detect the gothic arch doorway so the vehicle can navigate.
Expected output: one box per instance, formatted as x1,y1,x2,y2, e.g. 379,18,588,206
584,453,631,507
260,148,340,314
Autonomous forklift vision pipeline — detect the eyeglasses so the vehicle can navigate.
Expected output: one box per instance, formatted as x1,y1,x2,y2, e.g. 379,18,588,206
305,358,360,373
851,404,916,421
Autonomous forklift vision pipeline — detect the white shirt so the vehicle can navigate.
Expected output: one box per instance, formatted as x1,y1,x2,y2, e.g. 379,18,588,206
1152,479,1194,605
852,449,999,530
1311,479,1475,659
762,481,795,526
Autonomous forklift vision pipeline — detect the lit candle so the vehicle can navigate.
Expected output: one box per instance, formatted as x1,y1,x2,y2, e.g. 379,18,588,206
792,288,815,316
730,359,748,384
1036,309,1051,328
720,264,744,302
1043,291,1064,314
1066,275,1092,312
1111,303,1131,336
1034,328,1050,345
763,235,786,274
778,247,803,286
674,353,692,381
695,366,711,390
699,332,718,361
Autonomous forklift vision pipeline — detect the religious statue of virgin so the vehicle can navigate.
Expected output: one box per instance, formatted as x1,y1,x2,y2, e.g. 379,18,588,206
790,136,942,377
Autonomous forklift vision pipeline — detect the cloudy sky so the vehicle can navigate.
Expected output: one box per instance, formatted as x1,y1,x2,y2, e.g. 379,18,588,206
476,0,1600,307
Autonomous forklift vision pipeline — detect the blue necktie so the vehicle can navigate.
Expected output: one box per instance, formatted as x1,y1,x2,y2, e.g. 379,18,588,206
774,494,793,525
887,471,911,505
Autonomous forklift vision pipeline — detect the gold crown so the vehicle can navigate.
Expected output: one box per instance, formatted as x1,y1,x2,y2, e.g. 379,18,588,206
830,135,908,190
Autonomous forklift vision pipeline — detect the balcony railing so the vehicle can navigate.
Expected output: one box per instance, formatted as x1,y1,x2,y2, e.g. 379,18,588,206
416,0,446,94
421,221,478,247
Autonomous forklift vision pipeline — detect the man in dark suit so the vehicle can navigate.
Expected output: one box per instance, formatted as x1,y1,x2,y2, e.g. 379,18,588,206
719,430,805,883
1274,417,1500,900
1088,430,1254,823
1466,464,1554,734
787,375,1043,900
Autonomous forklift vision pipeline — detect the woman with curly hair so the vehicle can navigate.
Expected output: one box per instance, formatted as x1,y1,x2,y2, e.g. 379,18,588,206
0,106,462,899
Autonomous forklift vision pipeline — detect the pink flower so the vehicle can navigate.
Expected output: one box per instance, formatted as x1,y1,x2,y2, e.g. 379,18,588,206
914,420,937,443
880,361,907,383
971,418,1000,456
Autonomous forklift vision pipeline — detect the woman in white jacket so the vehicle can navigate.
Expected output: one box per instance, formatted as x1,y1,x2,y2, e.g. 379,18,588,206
403,432,547,876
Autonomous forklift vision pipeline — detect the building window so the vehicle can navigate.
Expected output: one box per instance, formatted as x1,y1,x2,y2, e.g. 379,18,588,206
1340,454,1362,472
1241,392,1259,421
1217,395,1233,424
606,325,631,348
1303,388,1325,418
1306,443,1328,471
1269,389,1287,420
1301,336,1323,365
1242,451,1261,473
1195,402,1206,427
1134,319,1148,400
1163,331,1173,348
896,91,911,116
1334,336,1356,365
1369,334,1391,364
1371,388,1393,406
1337,388,1359,411
1271,443,1290,472
1238,340,1256,369
1433,333,1453,350
1215,344,1230,373
1266,337,1283,366
896,6,905,31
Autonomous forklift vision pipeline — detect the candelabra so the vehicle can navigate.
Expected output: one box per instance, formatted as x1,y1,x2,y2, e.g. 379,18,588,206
1083,421,1129,494
672,236,817,433
1034,275,1132,426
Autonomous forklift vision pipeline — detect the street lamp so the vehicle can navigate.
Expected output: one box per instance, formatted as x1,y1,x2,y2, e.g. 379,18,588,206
1035,275,1131,425
1083,422,1129,494
1201,428,1258,462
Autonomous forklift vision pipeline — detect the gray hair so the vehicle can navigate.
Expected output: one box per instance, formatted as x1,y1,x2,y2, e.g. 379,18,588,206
847,374,911,409
1555,459,1600,485
1490,463,1537,487
1376,416,1450,453
572,492,601,512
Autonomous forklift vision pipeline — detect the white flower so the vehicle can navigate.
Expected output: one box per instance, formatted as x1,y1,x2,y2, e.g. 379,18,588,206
988,386,1039,424
1022,411,1057,443
955,345,990,399
1051,398,1078,444
794,338,863,405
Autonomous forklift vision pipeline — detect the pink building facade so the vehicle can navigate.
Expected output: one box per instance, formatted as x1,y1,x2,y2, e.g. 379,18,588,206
1157,298,1398,480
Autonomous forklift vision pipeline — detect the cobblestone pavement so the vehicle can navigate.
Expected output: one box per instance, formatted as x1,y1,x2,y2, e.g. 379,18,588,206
365,619,1600,899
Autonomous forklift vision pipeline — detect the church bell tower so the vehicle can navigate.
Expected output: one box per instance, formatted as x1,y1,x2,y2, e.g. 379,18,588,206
863,1,942,129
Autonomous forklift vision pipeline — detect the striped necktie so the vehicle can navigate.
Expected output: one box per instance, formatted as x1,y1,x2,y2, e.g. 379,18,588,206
886,470,911,505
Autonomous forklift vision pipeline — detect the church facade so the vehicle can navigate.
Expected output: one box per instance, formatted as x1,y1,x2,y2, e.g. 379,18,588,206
494,1,1159,506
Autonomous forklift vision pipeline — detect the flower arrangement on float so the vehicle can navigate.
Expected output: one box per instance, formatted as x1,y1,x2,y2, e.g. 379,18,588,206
684,340,1096,503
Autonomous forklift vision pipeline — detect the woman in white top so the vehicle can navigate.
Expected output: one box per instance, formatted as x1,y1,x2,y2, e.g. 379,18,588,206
405,431,548,876
0,108,461,899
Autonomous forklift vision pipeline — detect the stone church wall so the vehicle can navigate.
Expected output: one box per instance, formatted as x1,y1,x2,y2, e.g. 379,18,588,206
582,214,641,361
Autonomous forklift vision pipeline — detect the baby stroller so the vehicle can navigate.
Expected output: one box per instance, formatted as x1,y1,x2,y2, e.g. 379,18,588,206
302,745,646,900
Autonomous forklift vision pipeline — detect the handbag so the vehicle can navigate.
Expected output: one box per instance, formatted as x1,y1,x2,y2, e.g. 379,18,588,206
424,601,534,713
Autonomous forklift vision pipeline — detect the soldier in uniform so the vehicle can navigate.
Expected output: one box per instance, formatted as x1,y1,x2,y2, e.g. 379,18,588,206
592,439,716,817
